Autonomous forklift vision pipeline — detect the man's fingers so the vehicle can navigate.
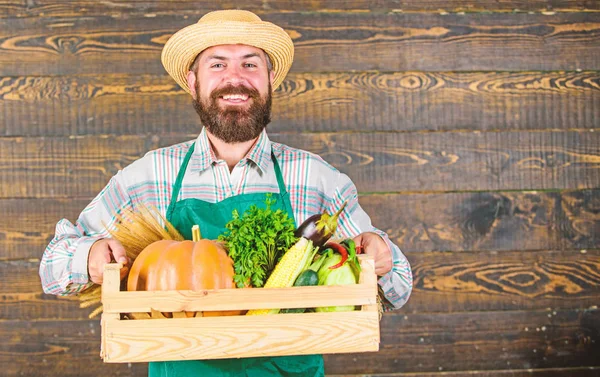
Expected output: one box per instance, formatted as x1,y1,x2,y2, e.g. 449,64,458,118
352,232,393,275
107,239,128,265
353,232,392,275
87,238,131,285
119,265,130,280
89,247,111,269
374,259,392,275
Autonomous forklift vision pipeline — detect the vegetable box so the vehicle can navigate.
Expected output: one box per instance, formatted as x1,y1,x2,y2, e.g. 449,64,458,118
100,255,380,362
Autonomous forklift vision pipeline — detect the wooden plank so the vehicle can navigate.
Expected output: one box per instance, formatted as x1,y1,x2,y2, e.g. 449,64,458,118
1,131,598,199
103,311,379,362
2,71,599,136
103,280,375,313
403,249,600,313
0,291,88,321
2,309,599,375
1,1,598,18
0,198,66,260
0,13,599,75
359,190,600,253
0,260,43,294
5,250,599,320
326,309,600,374
102,257,376,313
2,189,598,260
0,318,147,377
329,367,600,377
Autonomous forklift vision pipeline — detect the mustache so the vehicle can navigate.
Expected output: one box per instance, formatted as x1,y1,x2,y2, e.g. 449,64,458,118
211,85,259,100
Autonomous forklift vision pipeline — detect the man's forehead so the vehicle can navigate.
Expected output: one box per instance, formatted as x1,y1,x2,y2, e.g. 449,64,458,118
200,44,267,60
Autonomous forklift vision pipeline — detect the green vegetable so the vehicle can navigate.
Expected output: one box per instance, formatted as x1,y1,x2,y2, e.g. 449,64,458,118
340,238,361,281
294,269,319,287
311,246,359,312
219,194,298,288
281,269,319,313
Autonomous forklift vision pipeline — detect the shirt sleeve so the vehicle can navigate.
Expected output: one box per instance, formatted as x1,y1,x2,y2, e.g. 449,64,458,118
39,170,132,296
327,171,413,310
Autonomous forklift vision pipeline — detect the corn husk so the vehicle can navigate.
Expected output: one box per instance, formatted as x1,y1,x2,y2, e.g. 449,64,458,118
77,204,184,318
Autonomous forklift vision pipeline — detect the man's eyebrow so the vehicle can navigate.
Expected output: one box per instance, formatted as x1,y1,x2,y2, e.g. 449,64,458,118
205,54,227,61
205,53,262,61
242,53,261,59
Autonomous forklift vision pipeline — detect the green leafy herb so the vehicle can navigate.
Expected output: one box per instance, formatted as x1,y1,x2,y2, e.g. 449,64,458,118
219,194,298,288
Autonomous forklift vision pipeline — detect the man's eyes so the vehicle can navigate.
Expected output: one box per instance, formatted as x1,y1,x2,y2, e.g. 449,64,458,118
209,62,258,69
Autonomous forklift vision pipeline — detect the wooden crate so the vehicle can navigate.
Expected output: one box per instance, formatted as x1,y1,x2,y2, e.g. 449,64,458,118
100,256,380,363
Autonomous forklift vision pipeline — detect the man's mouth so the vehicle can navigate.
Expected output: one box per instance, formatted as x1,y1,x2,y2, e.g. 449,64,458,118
220,94,250,104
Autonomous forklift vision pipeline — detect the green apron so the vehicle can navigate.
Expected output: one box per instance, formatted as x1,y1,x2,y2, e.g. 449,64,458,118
149,142,324,377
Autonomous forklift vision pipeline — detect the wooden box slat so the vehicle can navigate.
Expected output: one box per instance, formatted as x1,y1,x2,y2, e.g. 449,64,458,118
100,256,379,363
102,311,379,362
103,284,376,313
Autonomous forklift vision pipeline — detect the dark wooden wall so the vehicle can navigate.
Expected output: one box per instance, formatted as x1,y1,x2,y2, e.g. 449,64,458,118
2,1,599,376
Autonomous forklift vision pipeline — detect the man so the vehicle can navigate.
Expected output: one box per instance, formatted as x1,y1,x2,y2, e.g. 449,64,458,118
40,9,412,377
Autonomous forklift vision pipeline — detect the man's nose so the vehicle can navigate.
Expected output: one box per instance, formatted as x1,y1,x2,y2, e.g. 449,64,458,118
224,66,245,85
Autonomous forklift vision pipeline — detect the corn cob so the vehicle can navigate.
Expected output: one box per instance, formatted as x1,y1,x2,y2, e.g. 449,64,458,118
246,237,316,315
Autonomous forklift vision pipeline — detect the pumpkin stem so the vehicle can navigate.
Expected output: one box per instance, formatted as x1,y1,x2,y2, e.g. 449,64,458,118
192,225,202,241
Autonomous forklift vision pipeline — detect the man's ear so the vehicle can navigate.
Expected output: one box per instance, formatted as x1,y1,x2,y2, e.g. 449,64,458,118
186,71,198,99
269,70,275,87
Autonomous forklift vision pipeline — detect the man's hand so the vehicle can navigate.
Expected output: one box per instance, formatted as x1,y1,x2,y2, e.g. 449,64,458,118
353,232,392,276
88,239,129,284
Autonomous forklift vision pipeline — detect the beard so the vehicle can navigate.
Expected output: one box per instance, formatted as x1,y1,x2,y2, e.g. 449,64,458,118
193,80,272,143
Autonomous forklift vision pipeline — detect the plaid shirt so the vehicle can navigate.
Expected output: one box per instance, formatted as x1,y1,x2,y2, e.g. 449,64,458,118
40,128,412,309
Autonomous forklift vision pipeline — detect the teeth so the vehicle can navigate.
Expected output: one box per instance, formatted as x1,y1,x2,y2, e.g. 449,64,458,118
222,94,248,100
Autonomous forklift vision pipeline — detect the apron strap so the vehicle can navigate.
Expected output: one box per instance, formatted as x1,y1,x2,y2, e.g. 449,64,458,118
166,142,196,220
166,142,294,226
271,151,295,227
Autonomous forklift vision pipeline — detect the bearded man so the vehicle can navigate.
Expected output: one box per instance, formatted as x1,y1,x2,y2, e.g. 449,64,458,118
40,9,413,377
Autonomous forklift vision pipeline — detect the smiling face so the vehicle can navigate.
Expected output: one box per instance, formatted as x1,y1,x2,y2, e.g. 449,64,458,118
187,44,275,143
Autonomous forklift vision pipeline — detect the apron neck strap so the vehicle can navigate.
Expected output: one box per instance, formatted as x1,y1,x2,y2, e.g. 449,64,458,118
166,142,290,219
270,149,296,226
166,142,195,219
271,150,287,197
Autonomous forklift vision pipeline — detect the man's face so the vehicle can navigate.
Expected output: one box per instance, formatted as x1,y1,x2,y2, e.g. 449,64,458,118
188,44,275,143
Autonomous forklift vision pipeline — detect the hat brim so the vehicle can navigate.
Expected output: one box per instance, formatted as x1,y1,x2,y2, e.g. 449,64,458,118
161,20,294,95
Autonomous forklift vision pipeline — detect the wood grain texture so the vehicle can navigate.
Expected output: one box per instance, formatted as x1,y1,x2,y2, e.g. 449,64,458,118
326,309,600,374
329,368,600,377
404,249,600,313
1,1,599,17
4,249,598,320
2,71,599,136
0,291,85,321
1,260,43,294
2,189,598,261
360,190,600,253
1,131,598,199
103,311,379,362
102,267,376,313
2,309,598,375
1,12,599,75
1,2,598,377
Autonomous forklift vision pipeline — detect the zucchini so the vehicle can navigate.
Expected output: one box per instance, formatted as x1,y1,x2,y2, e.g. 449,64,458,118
281,270,318,313
294,269,319,286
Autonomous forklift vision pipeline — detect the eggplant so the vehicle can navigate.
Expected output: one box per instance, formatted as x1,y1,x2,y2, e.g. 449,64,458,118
294,202,347,247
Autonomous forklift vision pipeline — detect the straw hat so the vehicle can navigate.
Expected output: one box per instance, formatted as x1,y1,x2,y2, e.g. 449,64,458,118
161,10,294,95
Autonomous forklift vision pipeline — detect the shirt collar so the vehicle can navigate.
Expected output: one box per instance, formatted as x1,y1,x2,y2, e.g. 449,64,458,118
189,128,273,174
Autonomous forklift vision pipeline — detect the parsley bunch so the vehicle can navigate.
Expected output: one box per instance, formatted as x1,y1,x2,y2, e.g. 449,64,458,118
219,195,298,288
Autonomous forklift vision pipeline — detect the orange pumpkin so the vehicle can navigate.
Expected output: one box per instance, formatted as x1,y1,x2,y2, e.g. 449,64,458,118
127,238,241,317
